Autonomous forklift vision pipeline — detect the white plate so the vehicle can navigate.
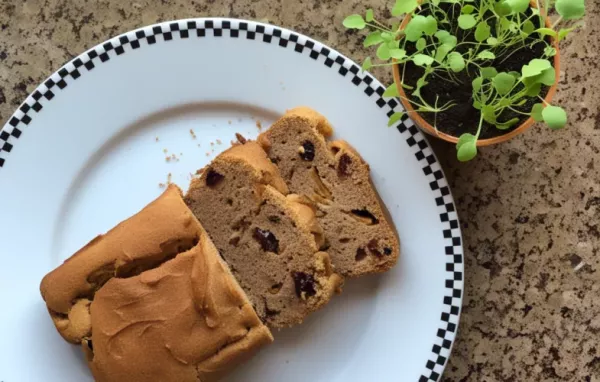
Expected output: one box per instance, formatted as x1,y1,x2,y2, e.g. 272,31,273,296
0,18,464,382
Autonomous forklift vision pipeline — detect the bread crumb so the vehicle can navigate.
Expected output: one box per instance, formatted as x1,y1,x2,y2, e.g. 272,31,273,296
255,120,262,130
166,156,171,162
216,139,222,145
235,133,247,144
160,172,173,188
189,129,196,139
195,168,204,175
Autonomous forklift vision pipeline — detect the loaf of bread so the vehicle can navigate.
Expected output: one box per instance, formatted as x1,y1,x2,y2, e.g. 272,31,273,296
185,141,343,328
258,107,400,277
40,185,272,382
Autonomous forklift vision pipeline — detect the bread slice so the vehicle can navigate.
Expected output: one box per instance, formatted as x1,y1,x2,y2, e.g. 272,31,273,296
185,141,343,328
40,185,272,382
258,107,400,277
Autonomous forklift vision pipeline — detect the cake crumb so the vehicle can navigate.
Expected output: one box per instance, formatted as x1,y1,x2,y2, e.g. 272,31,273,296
189,129,196,139
210,141,214,146
163,148,168,154
235,133,247,144
159,182,165,188
216,139,222,145
206,152,210,156
166,156,171,162
255,120,262,130
155,137,159,142
167,173,172,184
228,120,232,125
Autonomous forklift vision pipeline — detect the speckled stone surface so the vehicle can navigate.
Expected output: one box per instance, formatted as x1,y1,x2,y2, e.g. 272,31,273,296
1,1,598,381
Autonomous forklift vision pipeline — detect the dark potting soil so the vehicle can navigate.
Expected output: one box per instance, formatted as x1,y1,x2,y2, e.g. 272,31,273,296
400,2,551,140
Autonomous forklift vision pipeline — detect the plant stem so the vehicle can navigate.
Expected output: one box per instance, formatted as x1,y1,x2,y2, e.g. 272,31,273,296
475,113,484,140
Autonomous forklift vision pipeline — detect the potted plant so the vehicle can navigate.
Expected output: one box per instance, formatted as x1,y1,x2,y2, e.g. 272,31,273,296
343,0,585,161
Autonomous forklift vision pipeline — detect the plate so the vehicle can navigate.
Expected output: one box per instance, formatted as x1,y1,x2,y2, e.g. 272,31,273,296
0,18,464,382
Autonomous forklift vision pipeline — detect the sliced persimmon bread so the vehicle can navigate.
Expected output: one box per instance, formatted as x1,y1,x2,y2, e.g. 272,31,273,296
40,185,272,382
258,107,400,277
185,141,342,328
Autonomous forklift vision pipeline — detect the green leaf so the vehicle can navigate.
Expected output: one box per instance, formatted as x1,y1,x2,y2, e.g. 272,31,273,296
457,133,476,151
458,14,477,30
482,105,497,124
506,0,530,13
435,31,458,48
413,54,435,67
392,0,419,16
364,31,384,47
362,56,373,71
542,105,568,129
473,100,482,110
387,39,400,49
383,83,400,98
457,138,477,161
390,48,407,59
477,50,496,60
475,22,491,42
544,46,557,57
496,118,519,130
416,38,427,51
413,76,428,98
493,72,516,95
343,14,366,29
462,4,476,14
481,67,498,79
495,1,512,16
558,27,576,41
472,77,483,93
536,28,558,38
522,58,552,78
447,52,465,72
435,43,453,62
556,0,585,20
524,82,542,97
487,37,498,46
366,9,374,22
376,43,391,60
381,32,395,41
388,112,405,126
423,16,438,36
522,20,535,35
405,15,427,42
531,103,544,122
538,67,556,86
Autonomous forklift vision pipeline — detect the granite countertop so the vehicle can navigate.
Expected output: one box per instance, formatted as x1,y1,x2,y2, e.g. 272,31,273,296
1,0,598,380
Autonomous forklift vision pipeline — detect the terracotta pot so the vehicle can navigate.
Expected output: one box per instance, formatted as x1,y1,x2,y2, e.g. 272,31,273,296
392,0,561,146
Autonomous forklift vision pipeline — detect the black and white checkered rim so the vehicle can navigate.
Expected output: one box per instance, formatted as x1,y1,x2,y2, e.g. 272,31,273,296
0,18,464,381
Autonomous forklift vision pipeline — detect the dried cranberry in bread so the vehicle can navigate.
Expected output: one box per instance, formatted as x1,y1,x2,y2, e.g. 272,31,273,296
40,185,272,382
185,141,342,328
258,107,400,277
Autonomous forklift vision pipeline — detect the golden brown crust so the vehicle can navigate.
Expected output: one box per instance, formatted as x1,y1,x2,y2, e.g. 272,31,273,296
40,185,272,381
